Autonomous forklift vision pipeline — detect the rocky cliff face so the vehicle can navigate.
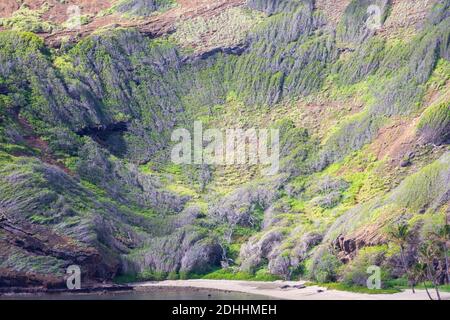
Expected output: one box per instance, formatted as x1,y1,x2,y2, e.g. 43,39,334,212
0,0,449,288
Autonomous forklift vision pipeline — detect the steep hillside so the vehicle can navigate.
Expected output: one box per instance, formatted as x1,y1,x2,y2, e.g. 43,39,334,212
0,0,448,290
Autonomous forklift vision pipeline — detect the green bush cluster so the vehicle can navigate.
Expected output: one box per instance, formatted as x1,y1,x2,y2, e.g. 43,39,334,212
341,245,391,287
0,6,57,33
202,268,281,281
308,248,342,283
417,101,450,145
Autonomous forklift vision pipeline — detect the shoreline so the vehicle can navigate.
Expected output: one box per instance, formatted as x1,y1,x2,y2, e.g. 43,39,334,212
1,280,449,300
0,284,134,297
134,280,450,300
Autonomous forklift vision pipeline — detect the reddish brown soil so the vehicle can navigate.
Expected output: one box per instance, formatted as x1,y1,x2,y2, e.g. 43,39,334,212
334,226,387,263
370,117,419,163
0,0,20,17
370,77,449,166
0,0,246,47
1,0,438,47
15,113,73,175
378,0,436,38
315,0,351,26
0,0,113,21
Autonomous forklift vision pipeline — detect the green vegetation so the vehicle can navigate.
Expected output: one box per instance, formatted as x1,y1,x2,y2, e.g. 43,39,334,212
0,6,57,33
308,249,342,283
341,245,394,287
169,7,265,51
113,270,169,284
417,101,450,144
202,268,281,282
386,218,449,300
310,282,400,294
114,267,281,284
62,14,92,29
104,0,177,18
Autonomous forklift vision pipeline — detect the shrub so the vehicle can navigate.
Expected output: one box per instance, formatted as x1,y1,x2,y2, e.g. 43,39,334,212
138,269,168,281
309,248,342,283
0,6,57,33
341,245,391,287
202,268,281,281
108,0,176,17
417,101,450,145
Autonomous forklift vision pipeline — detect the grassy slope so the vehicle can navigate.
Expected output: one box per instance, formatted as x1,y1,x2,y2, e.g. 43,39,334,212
0,0,449,286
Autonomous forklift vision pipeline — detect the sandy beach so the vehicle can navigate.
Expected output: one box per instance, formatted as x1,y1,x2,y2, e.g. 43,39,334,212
134,280,450,300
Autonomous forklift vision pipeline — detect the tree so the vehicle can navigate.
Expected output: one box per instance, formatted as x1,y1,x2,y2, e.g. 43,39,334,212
410,263,434,300
445,221,450,284
436,215,449,284
428,223,449,284
389,223,416,293
405,215,449,301
418,240,442,300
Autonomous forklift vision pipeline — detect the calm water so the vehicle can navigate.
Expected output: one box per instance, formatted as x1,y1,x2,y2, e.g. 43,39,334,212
0,287,274,300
